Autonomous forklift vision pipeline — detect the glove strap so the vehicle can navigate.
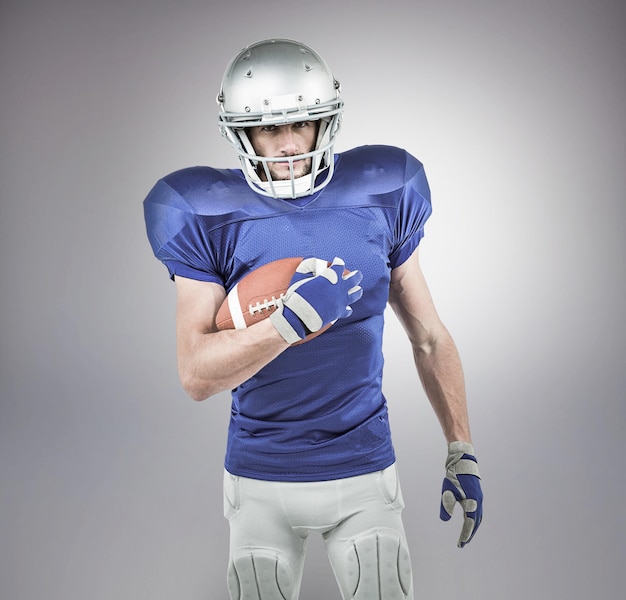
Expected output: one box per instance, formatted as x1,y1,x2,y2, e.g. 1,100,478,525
269,302,306,344
446,441,480,477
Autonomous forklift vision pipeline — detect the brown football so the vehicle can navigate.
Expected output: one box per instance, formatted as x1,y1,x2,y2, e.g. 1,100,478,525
215,257,332,345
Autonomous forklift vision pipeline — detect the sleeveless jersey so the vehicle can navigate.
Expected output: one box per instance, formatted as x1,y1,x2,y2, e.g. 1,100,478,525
144,145,432,481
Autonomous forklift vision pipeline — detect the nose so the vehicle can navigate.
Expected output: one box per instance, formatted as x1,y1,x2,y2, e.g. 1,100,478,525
277,126,299,156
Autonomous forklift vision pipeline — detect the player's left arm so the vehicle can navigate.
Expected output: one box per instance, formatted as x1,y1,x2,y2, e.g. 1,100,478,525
388,247,471,443
388,247,483,547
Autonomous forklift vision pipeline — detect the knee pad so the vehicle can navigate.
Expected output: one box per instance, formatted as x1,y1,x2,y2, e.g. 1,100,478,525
336,530,412,599
227,548,297,600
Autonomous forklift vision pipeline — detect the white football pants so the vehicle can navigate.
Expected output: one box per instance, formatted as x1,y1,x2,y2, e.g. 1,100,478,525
223,464,413,600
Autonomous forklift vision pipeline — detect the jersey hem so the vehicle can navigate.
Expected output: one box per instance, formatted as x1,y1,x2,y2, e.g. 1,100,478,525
223,456,397,483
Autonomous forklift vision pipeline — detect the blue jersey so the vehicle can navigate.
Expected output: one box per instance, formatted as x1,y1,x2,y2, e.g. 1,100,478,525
144,145,432,482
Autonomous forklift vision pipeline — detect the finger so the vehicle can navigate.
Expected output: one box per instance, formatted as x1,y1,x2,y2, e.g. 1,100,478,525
339,305,353,320
348,286,363,303
458,496,482,548
296,257,328,276
458,515,477,548
343,268,363,285
440,490,456,521
320,267,339,284
326,257,347,281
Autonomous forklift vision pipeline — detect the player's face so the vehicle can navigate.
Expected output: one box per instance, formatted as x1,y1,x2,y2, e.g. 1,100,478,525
248,121,318,181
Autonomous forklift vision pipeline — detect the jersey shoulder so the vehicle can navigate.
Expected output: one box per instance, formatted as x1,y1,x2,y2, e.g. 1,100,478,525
335,145,424,191
143,166,249,264
143,166,249,217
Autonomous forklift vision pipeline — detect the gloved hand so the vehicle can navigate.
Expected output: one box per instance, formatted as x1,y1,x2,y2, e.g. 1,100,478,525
440,441,483,548
270,257,363,344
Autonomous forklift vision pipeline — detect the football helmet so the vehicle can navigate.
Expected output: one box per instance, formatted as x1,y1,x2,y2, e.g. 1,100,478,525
217,39,343,199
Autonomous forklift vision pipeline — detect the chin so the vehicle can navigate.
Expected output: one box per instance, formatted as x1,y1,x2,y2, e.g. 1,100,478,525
273,166,311,181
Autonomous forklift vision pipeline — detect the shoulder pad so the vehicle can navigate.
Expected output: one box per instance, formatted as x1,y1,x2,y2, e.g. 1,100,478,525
336,145,424,192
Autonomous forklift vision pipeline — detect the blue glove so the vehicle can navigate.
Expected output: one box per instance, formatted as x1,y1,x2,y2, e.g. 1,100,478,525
440,441,483,548
270,257,363,344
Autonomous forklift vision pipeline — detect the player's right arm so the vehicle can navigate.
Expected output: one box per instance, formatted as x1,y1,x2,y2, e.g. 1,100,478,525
175,275,290,401
175,258,363,401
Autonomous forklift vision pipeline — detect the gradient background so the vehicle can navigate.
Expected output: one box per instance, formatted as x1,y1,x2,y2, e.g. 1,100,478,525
1,0,624,598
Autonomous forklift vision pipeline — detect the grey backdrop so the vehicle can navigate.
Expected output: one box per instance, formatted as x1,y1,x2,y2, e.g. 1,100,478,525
1,0,624,598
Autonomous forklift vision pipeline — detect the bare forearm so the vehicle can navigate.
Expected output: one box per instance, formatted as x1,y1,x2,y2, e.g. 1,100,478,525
178,319,289,401
414,329,472,444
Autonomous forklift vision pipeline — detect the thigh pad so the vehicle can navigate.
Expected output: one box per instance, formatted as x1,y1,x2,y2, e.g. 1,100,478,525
228,548,297,600
334,529,412,599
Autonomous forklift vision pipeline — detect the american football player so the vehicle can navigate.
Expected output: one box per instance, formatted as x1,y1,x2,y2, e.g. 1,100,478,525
144,38,483,600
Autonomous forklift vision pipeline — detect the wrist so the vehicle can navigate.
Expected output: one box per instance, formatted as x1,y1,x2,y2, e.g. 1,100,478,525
448,440,474,454
269,305,305,344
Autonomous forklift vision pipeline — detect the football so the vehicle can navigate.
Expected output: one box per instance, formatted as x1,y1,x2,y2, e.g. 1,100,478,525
215,257,332,345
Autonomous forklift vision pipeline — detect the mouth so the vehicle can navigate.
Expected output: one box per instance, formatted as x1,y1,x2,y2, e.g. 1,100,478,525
283,157,304,168
277,158,307,175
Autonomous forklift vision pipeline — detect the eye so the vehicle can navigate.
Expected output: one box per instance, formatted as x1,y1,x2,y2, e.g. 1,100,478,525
293,121,310,129
260,125,278,132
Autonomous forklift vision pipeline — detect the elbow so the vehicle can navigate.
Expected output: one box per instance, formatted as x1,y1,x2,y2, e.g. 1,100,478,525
412,324,451,360
178,369,217,402
414,337,435,358
186,386,211,403
181,381,210,402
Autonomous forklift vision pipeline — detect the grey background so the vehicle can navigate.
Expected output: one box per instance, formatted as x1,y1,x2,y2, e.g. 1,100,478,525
1,0,624,598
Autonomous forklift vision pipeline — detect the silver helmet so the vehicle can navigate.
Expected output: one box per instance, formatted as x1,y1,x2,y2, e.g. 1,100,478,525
217,39,343,199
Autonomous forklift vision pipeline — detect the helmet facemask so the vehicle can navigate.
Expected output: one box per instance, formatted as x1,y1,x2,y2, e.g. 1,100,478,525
217,39,344,199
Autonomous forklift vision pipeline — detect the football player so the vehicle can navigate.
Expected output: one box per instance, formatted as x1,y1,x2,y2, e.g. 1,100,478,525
144,38,483,600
